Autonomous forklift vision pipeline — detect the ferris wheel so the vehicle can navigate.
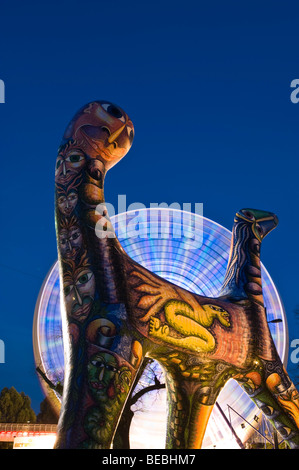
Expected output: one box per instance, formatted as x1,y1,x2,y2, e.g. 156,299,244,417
33,207,288,448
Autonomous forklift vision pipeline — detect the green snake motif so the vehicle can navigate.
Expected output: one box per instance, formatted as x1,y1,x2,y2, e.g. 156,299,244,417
149,300,231,353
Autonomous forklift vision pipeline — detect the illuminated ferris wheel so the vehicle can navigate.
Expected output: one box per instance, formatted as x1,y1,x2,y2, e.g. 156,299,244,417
33,208,288,448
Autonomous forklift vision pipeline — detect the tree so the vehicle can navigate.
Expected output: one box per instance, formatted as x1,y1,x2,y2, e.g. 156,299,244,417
37,398,58,424
113,358,165,449
0,387,36,423
36,366,63,396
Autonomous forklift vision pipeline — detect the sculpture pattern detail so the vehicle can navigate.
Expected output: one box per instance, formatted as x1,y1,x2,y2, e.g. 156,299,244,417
54,101,299,449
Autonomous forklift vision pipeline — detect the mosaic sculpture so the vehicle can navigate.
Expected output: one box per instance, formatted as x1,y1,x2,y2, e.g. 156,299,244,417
54,101,299,449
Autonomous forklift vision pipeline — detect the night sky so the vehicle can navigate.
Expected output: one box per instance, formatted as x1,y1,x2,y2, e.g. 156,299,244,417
0,0,299,414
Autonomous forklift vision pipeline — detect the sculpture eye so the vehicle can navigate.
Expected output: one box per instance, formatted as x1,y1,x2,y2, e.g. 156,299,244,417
91,361,104,368
55,157,63,172
57,196,66,204
127,126,134,143
243,210,254,220
70,230,80,241
256,224,263,235
76,272,93,285
102,103,126,122
210,305,221,311
66,152,84,165
64,285,73,296
67,192,78,202
106,364,117,372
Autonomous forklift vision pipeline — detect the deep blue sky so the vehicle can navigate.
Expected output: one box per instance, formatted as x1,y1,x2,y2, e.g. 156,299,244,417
0,0,299,413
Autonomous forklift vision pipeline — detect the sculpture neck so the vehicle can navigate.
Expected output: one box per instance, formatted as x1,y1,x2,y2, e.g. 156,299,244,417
219,220,264,306
79,166,127,303
55,159,127,306
77,165,121,243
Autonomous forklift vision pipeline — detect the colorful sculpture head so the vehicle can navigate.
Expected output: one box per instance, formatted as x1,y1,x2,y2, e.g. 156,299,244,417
61,101,134,172
235,208,278,242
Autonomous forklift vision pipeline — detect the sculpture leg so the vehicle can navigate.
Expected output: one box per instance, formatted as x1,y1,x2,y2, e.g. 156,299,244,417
266,369,299,429
187,401,214,448
235,358,299,449
55,334,144,449
163,366,216,449
164,373,189,449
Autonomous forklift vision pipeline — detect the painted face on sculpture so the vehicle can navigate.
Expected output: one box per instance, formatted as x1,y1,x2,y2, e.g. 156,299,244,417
64,266,96,322
55,142,86,185
62,101,134,170
213,306,230,327
87,352,118,401
59,225,83,260
203,304,231,328
57,190,78,216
